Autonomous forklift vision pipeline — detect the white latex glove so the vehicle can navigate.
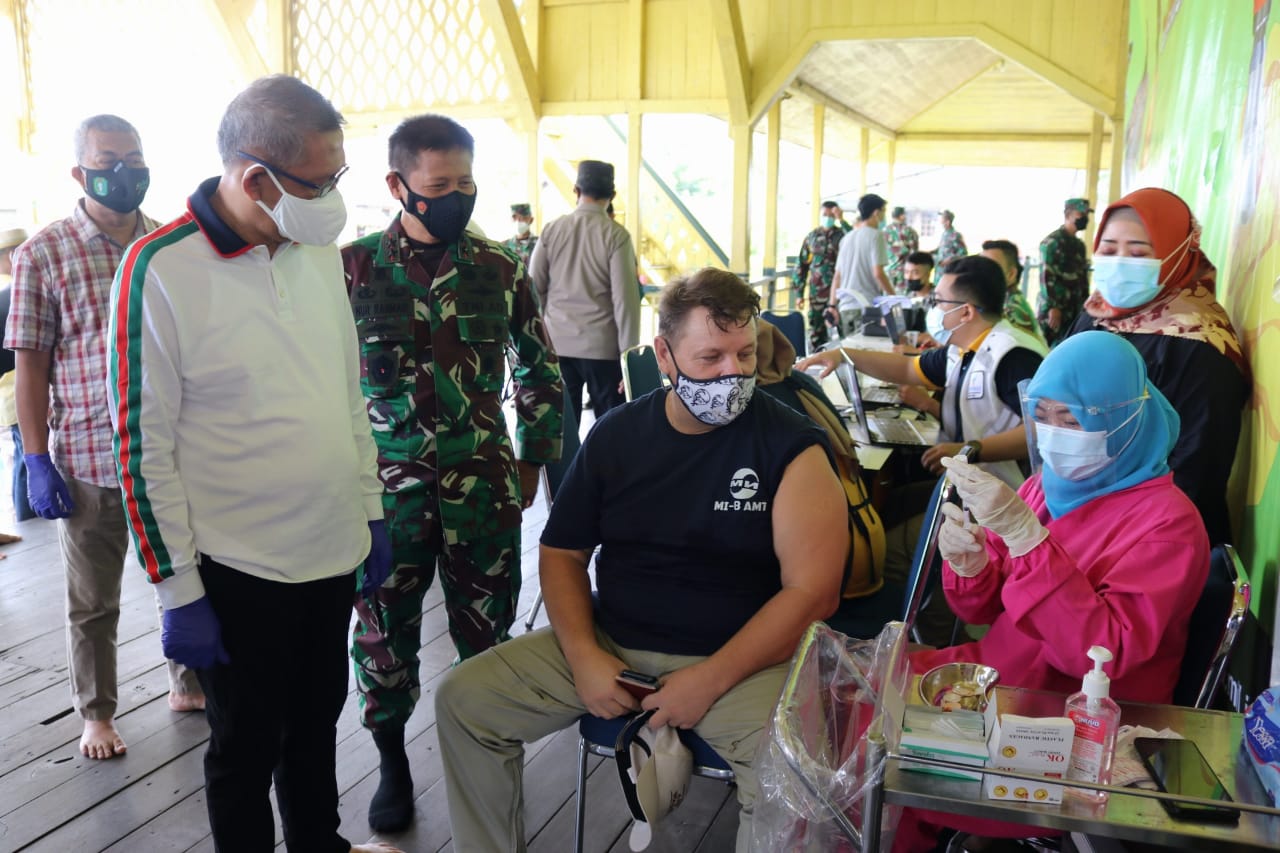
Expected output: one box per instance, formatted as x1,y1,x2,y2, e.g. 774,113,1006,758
940,456,1048,557
937,502,989,578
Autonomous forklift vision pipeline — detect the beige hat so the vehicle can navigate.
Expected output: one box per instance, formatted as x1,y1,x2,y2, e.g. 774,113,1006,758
0,228,27,251
616,711,693,851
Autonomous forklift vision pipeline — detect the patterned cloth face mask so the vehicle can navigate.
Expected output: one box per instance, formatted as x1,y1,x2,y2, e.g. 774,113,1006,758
667,351,755,426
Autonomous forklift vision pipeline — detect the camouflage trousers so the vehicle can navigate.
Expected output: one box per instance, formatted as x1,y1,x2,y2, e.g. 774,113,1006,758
352,487,521,730
805,299,831,352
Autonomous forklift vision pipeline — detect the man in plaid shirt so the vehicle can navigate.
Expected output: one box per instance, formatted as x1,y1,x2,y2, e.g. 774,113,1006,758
5,114,201,760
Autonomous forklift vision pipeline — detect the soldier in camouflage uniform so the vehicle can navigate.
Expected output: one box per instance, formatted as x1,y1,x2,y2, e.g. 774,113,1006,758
503,201,537,268
1037,197,1093,346
794,200,844,350
934,208,968,270
883,205,919,292
982,238,1047,347
342,115,563,834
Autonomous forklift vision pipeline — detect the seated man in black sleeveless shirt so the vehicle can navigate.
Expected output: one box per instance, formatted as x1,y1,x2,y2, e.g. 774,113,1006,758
435,268,849,852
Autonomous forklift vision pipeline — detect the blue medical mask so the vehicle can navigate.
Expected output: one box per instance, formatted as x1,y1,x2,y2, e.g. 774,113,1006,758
820,215,836,229
1092,256,1162,308
924,303,966,346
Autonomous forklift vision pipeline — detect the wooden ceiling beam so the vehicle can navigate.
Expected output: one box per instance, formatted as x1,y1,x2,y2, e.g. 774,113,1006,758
788,79,896,139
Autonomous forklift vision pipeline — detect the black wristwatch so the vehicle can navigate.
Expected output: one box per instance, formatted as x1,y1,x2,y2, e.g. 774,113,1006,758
961,440,983,462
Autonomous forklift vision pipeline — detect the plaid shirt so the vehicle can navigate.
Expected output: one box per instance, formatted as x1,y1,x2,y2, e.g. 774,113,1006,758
4,201,157,488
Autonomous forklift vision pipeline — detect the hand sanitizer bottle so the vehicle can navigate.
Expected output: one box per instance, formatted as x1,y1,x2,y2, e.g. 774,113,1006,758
1065,645,1121,803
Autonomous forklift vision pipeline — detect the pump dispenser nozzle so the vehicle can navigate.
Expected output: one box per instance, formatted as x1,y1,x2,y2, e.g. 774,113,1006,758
1082,645,1113,702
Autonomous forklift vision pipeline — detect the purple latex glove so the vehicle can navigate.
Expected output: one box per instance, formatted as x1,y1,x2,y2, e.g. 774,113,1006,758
162,596,230,669
361,519,393,598
24,453,75,519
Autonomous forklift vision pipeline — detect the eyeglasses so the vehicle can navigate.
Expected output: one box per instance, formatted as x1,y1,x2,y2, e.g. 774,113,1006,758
237,150,348,198
925,296,969,309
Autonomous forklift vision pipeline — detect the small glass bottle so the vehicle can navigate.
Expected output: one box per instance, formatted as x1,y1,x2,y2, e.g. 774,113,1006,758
1064,645,1121,803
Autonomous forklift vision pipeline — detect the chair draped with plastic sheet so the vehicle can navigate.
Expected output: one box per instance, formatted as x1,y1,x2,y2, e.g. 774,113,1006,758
573,712,734,853
621,344,665,401
523,386,583,632
760,310,806,357
825,473,949,644
1172,543,1251,709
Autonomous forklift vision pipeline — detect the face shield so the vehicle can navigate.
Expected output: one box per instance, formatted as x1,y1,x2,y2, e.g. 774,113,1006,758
1019,378,1151,486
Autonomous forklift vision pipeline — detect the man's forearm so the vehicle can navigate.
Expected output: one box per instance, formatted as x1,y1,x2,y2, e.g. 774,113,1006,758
697,587,832,697
875,267,893,295
14,349,52,454
844,347,917,385
540,545,600,669
974,425,1030,462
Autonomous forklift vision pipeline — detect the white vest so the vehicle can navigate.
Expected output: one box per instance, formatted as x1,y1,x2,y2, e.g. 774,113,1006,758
940,321,1047,488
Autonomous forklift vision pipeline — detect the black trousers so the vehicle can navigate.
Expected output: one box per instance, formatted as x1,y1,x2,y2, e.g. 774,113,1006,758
195,558,355,853
559,355,625,419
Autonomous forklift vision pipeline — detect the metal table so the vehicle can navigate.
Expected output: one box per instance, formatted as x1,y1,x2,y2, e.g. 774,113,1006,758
870,686,1280,851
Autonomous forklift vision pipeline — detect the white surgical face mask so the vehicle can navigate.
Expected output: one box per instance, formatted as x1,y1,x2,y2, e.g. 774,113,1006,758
924,303,966,346
1035,400,1145,480
252,166,348,246
515,220,531,236
1035,423,1112,480
669,352,755,426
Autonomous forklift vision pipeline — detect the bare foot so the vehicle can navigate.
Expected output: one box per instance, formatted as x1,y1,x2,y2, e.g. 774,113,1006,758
80,719,127,759
0,532,20,544
168,691,206,712
351,845,405,853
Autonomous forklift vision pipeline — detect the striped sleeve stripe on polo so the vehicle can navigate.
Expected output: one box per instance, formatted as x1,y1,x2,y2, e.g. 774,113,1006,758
110,213,198,585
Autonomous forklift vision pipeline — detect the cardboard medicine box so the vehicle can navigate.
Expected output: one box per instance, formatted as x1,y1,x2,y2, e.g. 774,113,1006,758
983,692,1074,804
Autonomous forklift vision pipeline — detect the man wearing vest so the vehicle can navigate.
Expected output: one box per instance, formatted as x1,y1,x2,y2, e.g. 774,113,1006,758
800,254,1045,488
341,113,563,833
435,269,848,853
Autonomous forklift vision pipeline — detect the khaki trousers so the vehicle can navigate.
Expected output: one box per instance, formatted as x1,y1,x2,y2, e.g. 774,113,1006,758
436,625,788,853
58,477,200,720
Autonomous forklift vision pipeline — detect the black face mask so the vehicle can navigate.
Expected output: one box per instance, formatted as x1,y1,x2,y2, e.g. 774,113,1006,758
82,162,150,214
905,278,925,292
397,173,476,244
1073,215,1089,230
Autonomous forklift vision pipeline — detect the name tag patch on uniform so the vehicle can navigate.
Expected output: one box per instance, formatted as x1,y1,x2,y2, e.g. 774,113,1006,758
966,369,986,400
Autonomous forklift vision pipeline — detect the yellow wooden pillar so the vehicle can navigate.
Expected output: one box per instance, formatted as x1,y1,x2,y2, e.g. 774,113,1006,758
886,137,897,203
1085,113,1104,249
10,0,34,154
763,102,780,275
1108,115,1124,205
730,122,752,278
526,129,540,230
627,110,643,257
811,103,825,227
859,127,870,196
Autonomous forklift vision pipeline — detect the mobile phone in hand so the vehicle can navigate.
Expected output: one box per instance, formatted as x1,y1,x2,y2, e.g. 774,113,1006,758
616,669,660,701
1134,737,1241,824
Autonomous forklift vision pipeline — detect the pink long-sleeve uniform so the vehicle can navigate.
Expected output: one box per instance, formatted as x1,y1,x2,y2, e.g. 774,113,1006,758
910,473,1209,703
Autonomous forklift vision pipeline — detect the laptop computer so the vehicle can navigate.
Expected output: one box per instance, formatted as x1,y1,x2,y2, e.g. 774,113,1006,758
844,363,940,448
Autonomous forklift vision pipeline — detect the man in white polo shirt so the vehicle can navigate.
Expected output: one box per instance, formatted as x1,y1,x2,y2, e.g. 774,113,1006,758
107,75,398,853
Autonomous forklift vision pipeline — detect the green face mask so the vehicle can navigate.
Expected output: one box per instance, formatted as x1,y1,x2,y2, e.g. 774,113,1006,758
820,215,836,229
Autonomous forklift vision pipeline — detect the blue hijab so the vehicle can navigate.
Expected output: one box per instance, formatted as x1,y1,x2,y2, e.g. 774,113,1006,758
1025,331,1180,518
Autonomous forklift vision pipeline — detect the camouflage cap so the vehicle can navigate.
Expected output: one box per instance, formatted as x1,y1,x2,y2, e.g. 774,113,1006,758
891,206,906,218
1065,198,1094,213
510,203,532,216
576,160,615,192
939,209,955,220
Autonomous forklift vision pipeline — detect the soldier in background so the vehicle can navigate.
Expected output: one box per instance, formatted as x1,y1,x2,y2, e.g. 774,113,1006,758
934,208,968,269
342,114,563,833
794,200,845,350
503,201,537,267
982,238,1046,347
1037,197,1093,346
883,205,919,292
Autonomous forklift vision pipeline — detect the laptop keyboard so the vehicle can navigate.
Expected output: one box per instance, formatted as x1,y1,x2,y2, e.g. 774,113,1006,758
862,385,901,405
871,416,925,444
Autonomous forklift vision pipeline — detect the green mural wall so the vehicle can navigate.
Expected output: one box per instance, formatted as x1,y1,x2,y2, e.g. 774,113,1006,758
1126,0,1280,656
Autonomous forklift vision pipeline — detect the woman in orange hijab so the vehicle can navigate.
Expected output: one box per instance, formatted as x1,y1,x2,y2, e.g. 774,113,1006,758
1063,187,1249,543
